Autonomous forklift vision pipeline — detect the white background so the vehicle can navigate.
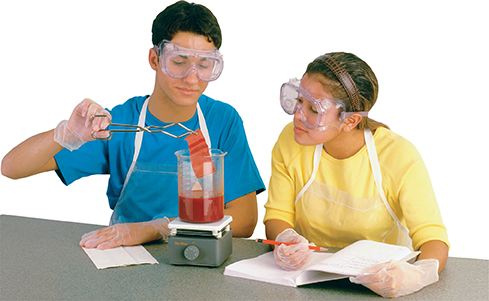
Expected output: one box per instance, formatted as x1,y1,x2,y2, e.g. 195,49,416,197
1,0,487,260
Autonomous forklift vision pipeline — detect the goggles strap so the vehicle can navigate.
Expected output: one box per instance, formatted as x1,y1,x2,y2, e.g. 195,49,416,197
315,55,363,112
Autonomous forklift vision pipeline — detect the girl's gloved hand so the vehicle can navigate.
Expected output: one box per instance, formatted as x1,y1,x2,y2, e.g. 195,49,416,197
273,228,314,271
79,217,171,250
54,98,111,151
350,259,439,298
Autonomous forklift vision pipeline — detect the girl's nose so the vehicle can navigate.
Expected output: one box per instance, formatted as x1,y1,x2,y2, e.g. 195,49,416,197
293,103,303,117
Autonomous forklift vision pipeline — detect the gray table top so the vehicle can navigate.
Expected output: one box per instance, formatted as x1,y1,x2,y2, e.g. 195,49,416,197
1,215,488,300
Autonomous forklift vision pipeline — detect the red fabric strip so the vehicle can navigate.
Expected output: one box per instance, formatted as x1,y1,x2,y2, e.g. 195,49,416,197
185,129,215,178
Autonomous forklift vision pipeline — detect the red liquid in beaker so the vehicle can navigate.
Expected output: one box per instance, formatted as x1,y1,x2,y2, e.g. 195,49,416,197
179,190,224,223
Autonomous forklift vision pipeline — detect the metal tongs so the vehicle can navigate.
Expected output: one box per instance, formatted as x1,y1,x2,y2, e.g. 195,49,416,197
90,115,197,140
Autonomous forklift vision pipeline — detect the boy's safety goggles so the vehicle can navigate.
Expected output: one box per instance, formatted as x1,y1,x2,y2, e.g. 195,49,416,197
154,40,224,82
280,78,368,130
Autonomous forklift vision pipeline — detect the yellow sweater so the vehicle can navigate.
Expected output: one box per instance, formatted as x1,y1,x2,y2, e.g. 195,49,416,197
264,123,449,251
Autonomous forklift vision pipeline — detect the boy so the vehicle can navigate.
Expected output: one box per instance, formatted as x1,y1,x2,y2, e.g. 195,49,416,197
1,1,265,249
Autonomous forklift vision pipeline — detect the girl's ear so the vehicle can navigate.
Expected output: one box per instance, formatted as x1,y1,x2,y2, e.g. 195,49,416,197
149,48,159,71
342,113,364,132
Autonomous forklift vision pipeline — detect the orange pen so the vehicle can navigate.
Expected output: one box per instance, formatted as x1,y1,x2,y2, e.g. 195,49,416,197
255,239,328,252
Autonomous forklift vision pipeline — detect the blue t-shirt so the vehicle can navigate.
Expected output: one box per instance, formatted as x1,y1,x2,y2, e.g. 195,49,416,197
54,95,265,220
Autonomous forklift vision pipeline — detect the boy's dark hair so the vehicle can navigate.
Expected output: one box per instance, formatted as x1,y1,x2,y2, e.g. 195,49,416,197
152,1,222,49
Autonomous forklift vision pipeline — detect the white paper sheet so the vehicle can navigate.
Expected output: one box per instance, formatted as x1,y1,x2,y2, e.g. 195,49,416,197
82,245,159,269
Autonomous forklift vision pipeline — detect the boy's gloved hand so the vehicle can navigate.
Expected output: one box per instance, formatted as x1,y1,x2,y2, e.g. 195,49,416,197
350,259,439,298
54,98,111,151
273,228,314,271
79,217,171,250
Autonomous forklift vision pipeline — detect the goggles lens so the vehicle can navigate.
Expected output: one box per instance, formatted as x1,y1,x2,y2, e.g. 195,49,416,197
157,40,224,82
280,78,346,130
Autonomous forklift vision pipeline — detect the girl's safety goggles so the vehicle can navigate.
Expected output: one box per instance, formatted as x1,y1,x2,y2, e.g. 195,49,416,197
154,40,224,82
280,78,368,130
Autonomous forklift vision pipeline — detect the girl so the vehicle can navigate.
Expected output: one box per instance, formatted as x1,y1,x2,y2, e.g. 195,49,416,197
264,52,449,298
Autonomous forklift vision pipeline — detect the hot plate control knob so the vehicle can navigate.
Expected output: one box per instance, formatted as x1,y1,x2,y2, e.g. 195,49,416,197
184,245,200,261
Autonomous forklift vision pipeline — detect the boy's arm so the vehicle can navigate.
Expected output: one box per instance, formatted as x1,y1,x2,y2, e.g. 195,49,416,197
224,192,258,238
80,193,259,250
1,129,60,179
2,98,110,179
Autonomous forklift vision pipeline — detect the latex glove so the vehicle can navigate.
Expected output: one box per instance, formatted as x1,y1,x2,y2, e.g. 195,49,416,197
54,98,111,151
273,228,314,271
350,259,439,298
79,217,170,250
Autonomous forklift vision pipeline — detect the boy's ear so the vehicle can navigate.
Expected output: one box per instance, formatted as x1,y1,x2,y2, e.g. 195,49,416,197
149,48,159,71
343,113,363,132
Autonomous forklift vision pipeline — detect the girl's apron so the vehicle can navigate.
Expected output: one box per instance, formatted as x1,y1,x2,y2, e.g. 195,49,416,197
294,129,412,249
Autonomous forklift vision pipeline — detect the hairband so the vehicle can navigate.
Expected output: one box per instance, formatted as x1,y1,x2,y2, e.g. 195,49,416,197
315,55,362,112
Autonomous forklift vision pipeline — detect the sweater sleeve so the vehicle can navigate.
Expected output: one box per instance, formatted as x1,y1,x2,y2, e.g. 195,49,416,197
264,123,299,227
398,156,450,251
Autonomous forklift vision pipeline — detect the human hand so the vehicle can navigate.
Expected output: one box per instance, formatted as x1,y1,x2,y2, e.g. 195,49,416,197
350,259,439,298
273,228,314,271
79,217,170,250
54,98,111,151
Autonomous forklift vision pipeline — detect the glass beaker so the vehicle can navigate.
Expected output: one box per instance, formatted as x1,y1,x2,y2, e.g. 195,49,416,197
175,148,226,223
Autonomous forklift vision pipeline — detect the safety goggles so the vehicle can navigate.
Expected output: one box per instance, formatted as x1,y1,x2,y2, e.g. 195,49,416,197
154,40,224,82
280,78,368,130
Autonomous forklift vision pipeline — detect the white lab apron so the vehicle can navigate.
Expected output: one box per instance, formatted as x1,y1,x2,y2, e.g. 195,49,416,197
294,129,412,250
110,97,210,224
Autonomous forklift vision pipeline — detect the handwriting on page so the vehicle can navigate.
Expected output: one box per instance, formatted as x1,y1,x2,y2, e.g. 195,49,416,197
314,241,412,276
315,255,382,275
